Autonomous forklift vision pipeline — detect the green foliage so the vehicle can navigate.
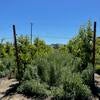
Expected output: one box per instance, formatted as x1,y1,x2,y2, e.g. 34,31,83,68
17,80,50,96
63,73,91,100
51,86,64,97
34,37,52,57
67,21,93,71
0,21,95,99
36,57,50,83
96,37,100,74
16,51,92,99
16,36,32,80
0,56,15,78
22,64,39,81
0,42,15,78
81,63,93,86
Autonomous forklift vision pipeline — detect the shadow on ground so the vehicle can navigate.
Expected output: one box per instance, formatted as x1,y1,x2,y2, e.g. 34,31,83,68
0,81,49,100
94,86,100,99
0,83,19,100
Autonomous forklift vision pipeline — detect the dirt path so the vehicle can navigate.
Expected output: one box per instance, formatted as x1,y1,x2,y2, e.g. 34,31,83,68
0,78,52,100
0,78,32,100
95,73,100,97
95,73,100,89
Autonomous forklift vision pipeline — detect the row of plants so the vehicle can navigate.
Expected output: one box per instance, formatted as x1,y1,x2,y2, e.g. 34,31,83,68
0,21,98,99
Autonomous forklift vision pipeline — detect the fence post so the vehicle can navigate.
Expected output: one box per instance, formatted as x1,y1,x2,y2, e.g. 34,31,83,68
13,25,20,81
93,21,96,85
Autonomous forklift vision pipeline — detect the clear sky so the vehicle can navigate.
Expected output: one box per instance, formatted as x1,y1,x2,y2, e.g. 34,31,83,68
0,0,100,44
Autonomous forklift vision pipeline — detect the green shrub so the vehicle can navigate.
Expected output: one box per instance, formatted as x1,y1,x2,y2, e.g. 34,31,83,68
36,57,50,83
51,86,64,97
17,80,50,96
81,63,93,86
63,73,91,100
22,64,39,81
0,56,15,78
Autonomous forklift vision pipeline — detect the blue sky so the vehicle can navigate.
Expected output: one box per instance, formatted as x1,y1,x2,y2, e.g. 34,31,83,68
0,0,100,44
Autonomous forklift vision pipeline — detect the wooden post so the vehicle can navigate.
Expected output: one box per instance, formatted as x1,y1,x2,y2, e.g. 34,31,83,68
13,25,20,80
93,21,96,84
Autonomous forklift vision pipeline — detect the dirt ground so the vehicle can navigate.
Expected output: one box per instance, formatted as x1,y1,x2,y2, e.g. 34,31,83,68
0,74,100,100
0,78,32,100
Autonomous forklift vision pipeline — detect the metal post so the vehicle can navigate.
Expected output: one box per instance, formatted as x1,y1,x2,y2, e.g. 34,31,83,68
93,21,96,84
13,25,20,80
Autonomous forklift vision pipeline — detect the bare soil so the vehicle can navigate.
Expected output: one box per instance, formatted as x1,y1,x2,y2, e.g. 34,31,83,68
0,78,32,100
